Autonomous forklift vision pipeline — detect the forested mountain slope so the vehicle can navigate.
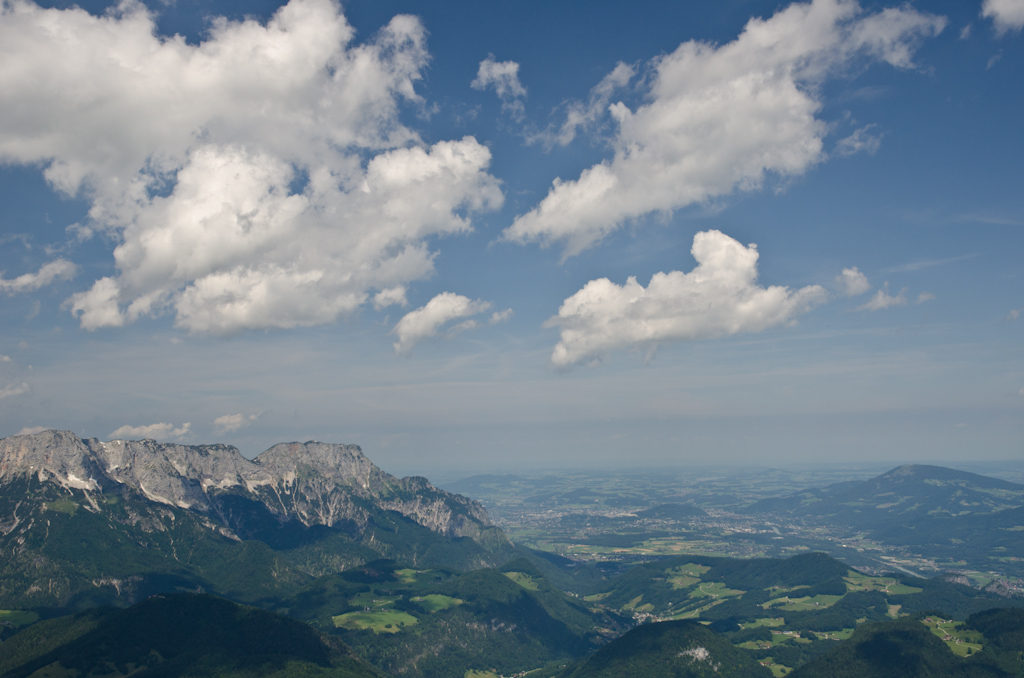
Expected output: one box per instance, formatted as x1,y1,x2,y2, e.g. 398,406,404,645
0,594,383,678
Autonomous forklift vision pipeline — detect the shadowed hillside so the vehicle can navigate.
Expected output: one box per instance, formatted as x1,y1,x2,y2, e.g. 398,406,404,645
0,593,382,678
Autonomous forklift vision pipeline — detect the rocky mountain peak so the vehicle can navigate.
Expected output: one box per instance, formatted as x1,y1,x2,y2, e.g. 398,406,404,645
0,429,104,490
0,431,515,610
0,430,495,541
255,441,386,489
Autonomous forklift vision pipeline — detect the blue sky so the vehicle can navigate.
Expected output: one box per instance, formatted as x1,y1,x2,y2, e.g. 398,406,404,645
0,0,1021,474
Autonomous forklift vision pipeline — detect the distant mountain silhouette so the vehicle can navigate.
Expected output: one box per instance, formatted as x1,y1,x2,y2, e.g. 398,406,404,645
745,464,1024,519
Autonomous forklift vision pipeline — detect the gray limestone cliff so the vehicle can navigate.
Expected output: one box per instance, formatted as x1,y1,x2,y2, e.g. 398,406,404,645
0,429,496,542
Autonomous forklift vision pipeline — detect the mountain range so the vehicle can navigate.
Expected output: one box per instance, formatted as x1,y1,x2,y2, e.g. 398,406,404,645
0,430,514,609
2,431,1023,678
744,464,1024,577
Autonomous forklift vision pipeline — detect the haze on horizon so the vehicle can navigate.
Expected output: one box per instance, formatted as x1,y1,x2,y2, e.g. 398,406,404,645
0,0,1021,473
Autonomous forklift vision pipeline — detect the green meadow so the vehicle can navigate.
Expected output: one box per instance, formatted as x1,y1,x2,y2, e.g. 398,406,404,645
412,594,463,612
502,571,540,590
332,609,418,634
689,581,745,600
0,610,38,627
921,616,985,657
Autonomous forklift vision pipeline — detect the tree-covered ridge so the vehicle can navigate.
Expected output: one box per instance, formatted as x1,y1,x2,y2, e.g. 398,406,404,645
790,609,1024,678
264,557,625,678
0,473,517,611
964,608,1024,676
570,551,1023,675
1,550,1021,678
550,619,772,678
0,594,382,678
274,551,1022,677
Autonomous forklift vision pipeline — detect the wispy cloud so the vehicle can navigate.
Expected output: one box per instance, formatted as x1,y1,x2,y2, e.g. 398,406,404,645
0,233,31,250
471,56,527,121
886,253,977,273
835,125,882,156
0,382,29,399
856,283,907,311
0,259,76,295
548,62,635,147
489,309,514,325
109,422,191,440
952,214,1021,226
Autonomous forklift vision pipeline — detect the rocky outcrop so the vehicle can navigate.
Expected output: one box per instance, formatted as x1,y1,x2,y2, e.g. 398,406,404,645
0,430,496,543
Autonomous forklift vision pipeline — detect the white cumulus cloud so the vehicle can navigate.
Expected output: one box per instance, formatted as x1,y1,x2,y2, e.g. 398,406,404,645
503,0,946,257
836,267,871,296
109,422,191,440
856,283,907,311
213,413,258,434
373,286,408,310
489,308,514,324
0,0,502,335
983,0,1024,35
0,259,76,294
392,292,492,354
546,230,828,368
16,426,47,436
471,56,527,120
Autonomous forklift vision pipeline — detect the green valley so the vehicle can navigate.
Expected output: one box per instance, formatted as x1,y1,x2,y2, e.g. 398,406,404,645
2,432,1023,677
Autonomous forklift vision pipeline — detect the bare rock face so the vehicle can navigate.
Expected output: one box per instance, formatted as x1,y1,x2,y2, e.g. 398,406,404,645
0,430,494,542
0,430,108,491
